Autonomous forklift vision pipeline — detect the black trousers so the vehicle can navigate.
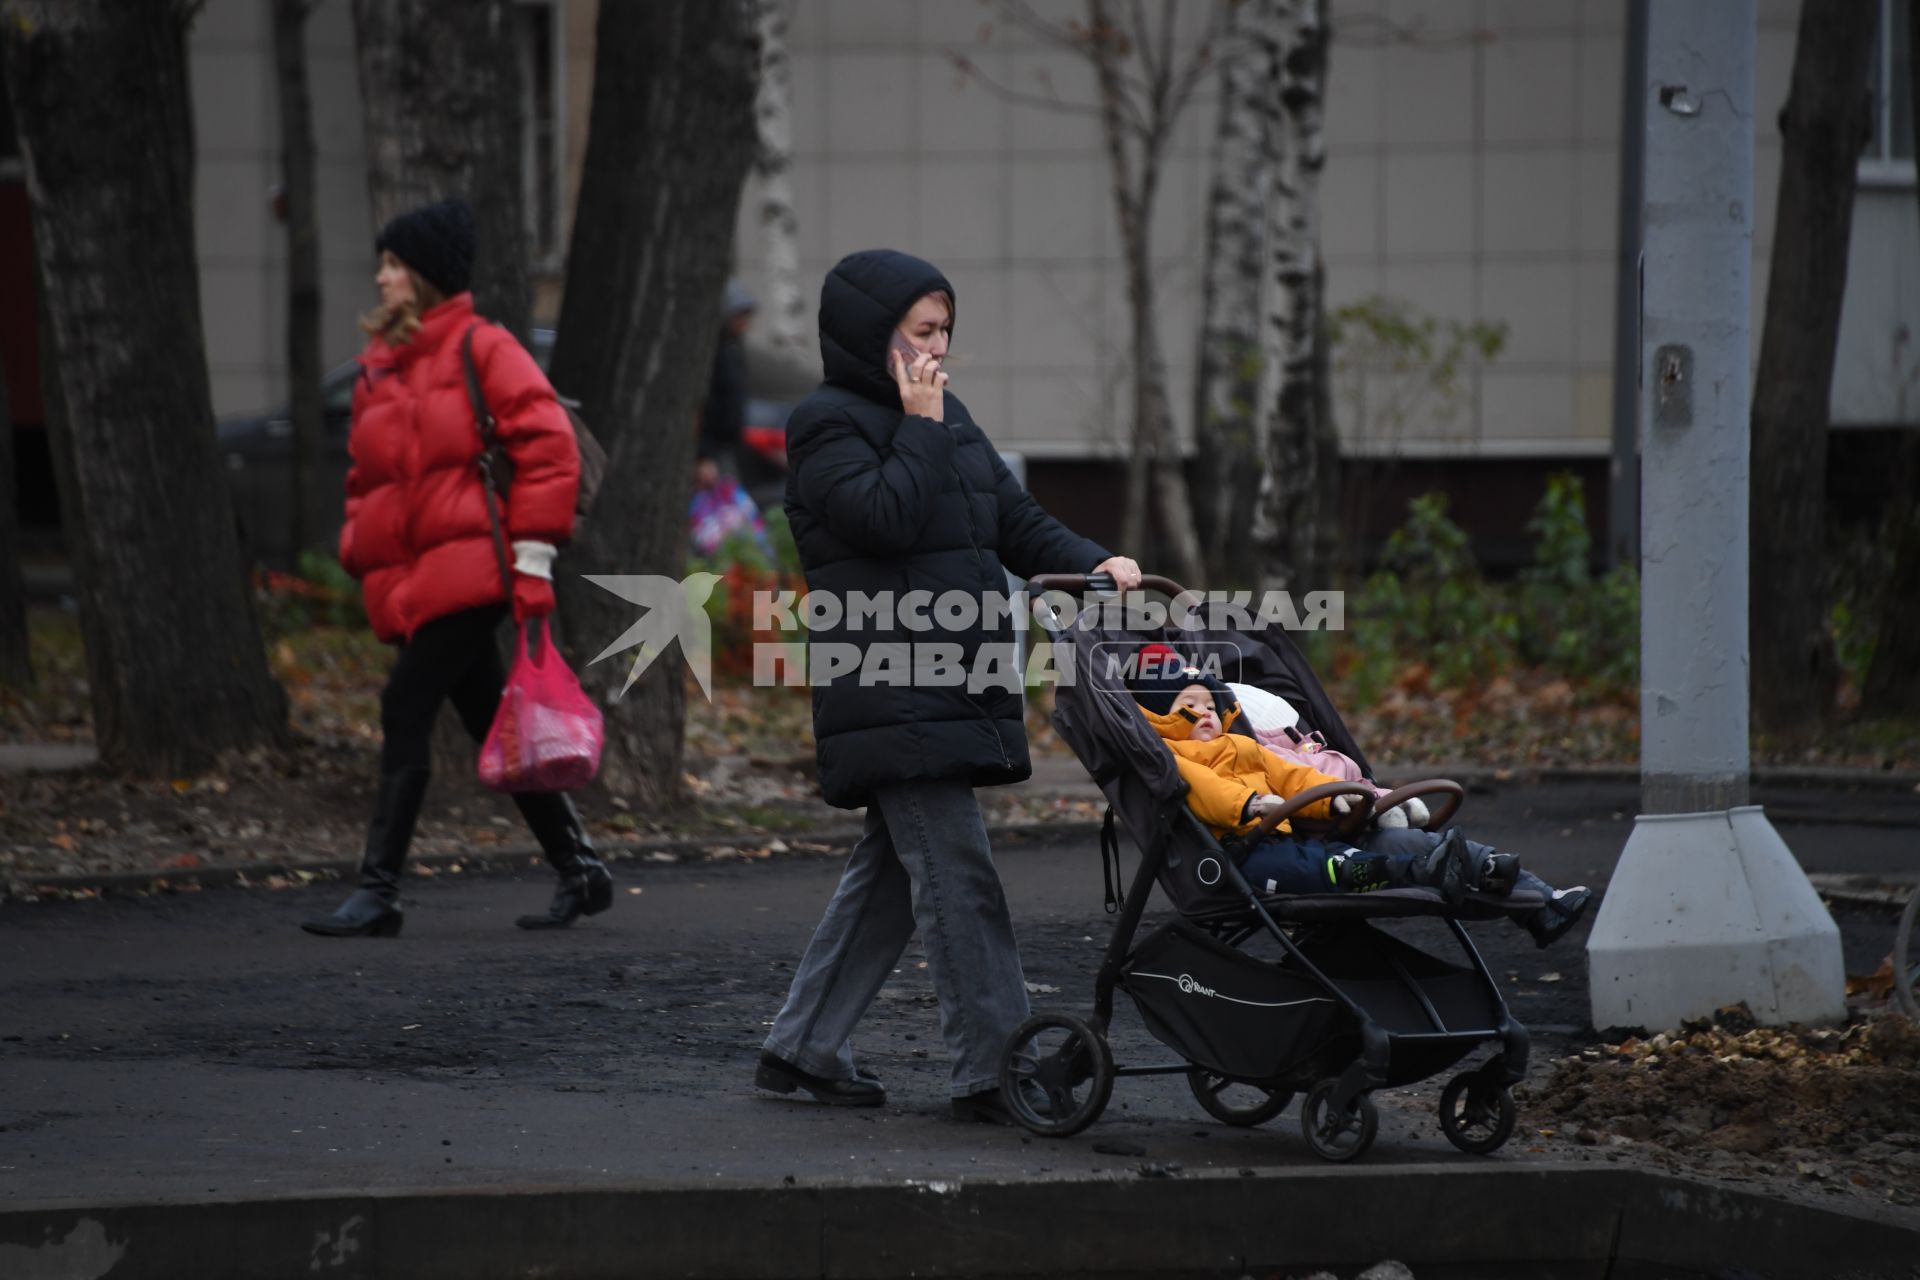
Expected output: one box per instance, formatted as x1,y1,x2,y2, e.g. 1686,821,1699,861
362,605,583,890
380,604,516,775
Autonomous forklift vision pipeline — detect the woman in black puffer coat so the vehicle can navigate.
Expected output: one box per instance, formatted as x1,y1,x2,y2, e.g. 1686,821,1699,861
755,249,1139,1124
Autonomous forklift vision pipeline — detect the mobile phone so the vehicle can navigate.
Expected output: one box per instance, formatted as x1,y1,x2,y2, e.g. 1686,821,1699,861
887,331,923,375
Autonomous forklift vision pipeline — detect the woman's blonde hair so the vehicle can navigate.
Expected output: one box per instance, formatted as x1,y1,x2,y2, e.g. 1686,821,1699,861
359,264,446,345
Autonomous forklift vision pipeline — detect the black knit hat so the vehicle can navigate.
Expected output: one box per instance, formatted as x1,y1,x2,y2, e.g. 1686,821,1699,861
374,197,475,298
1126,642,1237,718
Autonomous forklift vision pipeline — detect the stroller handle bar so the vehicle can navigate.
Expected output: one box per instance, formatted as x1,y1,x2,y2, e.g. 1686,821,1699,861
1250,780,1380,838
1029,572,1191,598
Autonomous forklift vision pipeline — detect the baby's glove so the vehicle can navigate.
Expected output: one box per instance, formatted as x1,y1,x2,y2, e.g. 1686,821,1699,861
1374,796,1431,829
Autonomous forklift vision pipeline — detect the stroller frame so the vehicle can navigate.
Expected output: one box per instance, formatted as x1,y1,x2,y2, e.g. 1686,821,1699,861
1000,574,1534,1161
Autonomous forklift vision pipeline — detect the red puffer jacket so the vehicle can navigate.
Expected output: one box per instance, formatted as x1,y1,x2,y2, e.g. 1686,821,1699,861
338,293,579,642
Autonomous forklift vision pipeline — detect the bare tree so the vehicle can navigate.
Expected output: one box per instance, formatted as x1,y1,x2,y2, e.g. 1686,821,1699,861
1191,0,1266,580
1245,0,1334,595
1749,0,1877,733
1192,0,1333,590
955,2,1221,585
548,0,761,810
350,0,529,337
273,0,327,566
752,0,808,354
2,0,288,774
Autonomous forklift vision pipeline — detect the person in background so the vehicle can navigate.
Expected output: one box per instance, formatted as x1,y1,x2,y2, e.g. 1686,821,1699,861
301,197,613,939
695,279,757,487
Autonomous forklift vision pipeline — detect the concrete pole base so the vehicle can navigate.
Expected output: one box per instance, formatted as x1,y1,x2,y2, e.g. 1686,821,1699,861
1587,806,1846,1032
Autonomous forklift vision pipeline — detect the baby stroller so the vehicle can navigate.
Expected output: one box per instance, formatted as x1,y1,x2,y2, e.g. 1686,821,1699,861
999,574,1544,1161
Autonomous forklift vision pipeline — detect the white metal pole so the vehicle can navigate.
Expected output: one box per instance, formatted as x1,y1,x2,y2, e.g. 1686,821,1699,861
1587,0,1845,1032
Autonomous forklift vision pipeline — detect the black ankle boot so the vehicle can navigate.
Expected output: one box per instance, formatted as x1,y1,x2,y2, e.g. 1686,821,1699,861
301,767,429,938
1410,829,1475,905
516,855,614,930
301,888,404,937
514,794,613,930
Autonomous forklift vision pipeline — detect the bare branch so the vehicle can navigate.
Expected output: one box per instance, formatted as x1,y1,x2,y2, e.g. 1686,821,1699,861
943,47,1108,121
1126,0,1161,96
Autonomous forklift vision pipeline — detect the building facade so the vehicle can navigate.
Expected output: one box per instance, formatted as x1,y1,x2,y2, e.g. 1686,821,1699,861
1,0,1913,560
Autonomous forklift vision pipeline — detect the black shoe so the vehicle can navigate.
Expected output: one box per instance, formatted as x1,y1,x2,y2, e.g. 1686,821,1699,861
1414,829,1475,906
515,857,614,930
950,1080,1051,1126
1477,852,1521,897
300,888,403,938
1523,886,1592,949
754,1052,886,1107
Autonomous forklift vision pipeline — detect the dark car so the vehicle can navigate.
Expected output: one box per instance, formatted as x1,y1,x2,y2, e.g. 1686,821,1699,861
218,331,815,570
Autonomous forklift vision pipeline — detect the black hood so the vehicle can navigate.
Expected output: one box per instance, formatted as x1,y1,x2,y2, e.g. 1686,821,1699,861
818,248,955,406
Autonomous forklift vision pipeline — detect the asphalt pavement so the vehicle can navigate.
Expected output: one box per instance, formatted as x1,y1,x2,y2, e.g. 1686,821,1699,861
2,776,1913,1206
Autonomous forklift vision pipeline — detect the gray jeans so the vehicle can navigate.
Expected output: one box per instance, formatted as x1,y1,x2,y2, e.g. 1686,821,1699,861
763,778,1030,1097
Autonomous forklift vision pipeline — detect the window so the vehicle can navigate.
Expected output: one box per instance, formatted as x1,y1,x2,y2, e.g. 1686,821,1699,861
518,0,564,266
1865,0,1915,180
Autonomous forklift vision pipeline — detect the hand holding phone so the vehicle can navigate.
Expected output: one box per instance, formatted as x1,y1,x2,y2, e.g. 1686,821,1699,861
888,332,948,422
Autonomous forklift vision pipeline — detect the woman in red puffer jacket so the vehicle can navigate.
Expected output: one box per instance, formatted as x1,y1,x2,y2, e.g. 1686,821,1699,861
301,197,613,940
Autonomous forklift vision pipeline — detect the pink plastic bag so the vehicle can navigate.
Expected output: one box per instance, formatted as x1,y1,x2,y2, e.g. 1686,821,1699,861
478,620,604,793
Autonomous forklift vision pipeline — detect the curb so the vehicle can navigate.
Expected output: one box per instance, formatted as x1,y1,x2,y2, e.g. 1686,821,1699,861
0,820,1106,901
3,1165,1915,1280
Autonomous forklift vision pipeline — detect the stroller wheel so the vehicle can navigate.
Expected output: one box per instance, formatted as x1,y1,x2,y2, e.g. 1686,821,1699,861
1300,1079,1378,1162
999,1012,1114,1138
1187,1070,1293,1127
1438,1071,1517,1155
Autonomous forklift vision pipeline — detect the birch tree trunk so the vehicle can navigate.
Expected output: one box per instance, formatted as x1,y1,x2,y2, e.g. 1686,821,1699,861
1,0,289,774
1749,1,1875,732
350,0,529,339
273,0,327,566
1192,0,1273,581
548,0,760,810
1248,0,1331,594
753,0,808,355
0,355,29,689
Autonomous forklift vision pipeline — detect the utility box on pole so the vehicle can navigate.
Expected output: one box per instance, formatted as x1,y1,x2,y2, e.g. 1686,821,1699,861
1586,0,1845,1033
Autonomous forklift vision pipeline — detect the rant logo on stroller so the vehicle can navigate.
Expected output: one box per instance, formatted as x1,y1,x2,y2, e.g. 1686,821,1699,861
1175,973,1218,998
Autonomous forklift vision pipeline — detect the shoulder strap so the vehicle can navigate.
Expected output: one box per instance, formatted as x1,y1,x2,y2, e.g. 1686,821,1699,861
461,323,514,595
460,324,501,448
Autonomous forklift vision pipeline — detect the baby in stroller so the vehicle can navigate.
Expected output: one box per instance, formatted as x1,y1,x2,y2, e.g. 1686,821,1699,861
1126,645,1591,948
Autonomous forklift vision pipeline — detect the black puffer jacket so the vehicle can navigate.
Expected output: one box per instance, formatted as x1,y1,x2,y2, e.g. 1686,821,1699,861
786,249,1110,809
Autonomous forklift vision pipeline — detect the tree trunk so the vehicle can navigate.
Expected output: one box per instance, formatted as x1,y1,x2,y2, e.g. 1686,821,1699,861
273,0,327,568
1191,0,1271,582
548,0,760,811
1748,1,1875,733
0,354,30,689
753,0,807,355
1249,0,1330,595
350,0,529,339
2,1,288,775
1861,5,1920,718
1089,0,1203,586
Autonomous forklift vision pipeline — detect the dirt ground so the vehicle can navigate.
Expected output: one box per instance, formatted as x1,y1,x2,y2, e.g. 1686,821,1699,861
1517,1004,1920,1218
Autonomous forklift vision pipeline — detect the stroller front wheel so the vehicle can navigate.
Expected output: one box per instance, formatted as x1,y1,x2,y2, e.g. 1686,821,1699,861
1438,1071,1517,1155
999,1012,1115,1137
1187,1070,1293,1127
1300,1079,1378,1162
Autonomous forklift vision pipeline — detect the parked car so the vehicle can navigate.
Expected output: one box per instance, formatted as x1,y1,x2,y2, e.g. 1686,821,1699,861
218,331,816,570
